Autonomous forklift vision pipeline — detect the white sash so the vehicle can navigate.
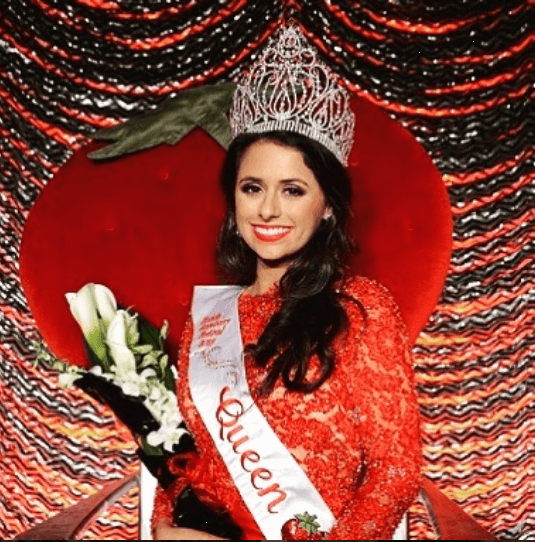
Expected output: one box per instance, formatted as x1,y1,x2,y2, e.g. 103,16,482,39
189,285,336,540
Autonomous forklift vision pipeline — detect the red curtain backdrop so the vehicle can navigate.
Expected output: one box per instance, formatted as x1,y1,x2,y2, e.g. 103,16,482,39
1,1,534,539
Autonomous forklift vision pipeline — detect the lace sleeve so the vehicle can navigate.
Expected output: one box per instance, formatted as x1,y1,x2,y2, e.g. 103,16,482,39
328,279,422,540
151,483,173,538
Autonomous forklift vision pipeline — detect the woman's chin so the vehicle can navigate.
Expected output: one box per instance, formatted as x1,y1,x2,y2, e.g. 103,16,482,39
257,253,295,271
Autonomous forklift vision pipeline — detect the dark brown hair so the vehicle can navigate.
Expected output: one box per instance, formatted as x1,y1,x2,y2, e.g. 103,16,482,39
217,131,357,394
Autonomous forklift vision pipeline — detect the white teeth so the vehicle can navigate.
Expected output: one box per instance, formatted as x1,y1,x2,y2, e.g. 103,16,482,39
254,226,290,236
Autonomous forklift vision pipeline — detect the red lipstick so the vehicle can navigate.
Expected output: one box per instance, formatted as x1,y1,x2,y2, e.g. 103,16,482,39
252,225,292,242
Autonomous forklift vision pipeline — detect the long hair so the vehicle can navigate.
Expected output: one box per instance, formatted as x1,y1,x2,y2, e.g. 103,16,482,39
217,131,357,394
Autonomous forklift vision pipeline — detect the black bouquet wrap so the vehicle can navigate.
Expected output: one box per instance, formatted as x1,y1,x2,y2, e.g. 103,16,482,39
76,373,242,539
77,372,160,435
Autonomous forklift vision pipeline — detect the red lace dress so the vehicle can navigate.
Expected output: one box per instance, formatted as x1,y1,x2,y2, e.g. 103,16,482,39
152,276,421,540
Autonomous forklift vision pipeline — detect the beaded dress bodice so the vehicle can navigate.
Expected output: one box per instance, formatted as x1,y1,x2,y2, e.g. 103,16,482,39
152,276,421,540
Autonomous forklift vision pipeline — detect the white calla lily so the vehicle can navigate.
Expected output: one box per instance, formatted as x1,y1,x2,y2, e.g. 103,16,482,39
106,310,137,375
66,283,108,362
92,284,118,329
65,284,96,333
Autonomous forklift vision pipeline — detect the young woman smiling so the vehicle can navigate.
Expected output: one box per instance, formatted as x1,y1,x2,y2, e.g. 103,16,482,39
233,138,333,293
152,24,421,541
152,130,421,540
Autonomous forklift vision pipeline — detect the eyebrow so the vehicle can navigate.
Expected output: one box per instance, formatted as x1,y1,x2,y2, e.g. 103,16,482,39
281,178,309,187
238,177,310,187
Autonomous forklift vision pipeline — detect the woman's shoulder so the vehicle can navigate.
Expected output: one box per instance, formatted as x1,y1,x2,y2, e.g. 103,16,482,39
337,277,413,380
338,275,408,335
340,275,397,309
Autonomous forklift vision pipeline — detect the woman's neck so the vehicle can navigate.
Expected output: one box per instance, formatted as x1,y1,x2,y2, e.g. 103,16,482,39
248,260,288,296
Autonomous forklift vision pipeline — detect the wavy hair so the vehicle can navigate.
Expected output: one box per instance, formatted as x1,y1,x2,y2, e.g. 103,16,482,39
217,131,358,394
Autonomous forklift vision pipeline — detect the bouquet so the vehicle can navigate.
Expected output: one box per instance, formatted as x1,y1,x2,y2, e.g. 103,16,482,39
37,283,241,538
43,283,186,456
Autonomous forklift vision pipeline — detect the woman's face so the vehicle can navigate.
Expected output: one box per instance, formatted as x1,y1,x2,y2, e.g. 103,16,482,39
235,139,331,269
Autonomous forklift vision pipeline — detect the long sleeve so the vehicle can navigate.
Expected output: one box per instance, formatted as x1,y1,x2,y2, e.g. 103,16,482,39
151,484,173,537
149,450,205,538
327,280,422,540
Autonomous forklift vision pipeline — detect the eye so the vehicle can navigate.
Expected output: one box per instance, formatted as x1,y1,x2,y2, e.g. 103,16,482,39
239,182,261,195
283,185,305,197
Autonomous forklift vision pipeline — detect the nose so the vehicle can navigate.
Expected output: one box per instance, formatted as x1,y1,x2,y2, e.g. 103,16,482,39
258,190,281,221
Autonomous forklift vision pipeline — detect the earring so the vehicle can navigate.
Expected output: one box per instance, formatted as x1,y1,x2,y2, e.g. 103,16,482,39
323,214,335,223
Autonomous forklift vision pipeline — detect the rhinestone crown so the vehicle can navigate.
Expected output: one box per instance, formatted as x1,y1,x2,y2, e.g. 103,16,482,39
229,24,355,166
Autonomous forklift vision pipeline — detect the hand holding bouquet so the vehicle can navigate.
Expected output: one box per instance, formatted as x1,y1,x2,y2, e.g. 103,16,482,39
37,283,241,539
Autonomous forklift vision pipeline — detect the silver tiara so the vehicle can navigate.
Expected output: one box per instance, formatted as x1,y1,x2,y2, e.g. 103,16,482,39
229,24,355,166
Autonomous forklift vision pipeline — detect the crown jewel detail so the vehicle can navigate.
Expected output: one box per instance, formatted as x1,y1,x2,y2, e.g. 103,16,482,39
229,24,355,165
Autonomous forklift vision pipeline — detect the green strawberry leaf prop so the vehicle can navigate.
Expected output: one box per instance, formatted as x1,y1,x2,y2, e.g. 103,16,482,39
89,83,236,160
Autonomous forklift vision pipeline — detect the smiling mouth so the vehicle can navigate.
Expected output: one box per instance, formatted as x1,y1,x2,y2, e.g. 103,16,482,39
252,225,293,242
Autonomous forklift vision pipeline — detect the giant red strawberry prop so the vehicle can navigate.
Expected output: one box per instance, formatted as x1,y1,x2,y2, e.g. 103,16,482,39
20,88,451,370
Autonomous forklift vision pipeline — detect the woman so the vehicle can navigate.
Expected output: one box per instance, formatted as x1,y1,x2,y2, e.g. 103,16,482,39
152,25,421,540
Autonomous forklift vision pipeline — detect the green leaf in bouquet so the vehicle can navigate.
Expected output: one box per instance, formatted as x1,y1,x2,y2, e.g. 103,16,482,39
159,354,169,375
137,314,161,350
83,334,112,373
163,364,175,392
133,344,153,355
33,342,84,387
33,341,59,367
77,313,111,369
52,360,67,371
